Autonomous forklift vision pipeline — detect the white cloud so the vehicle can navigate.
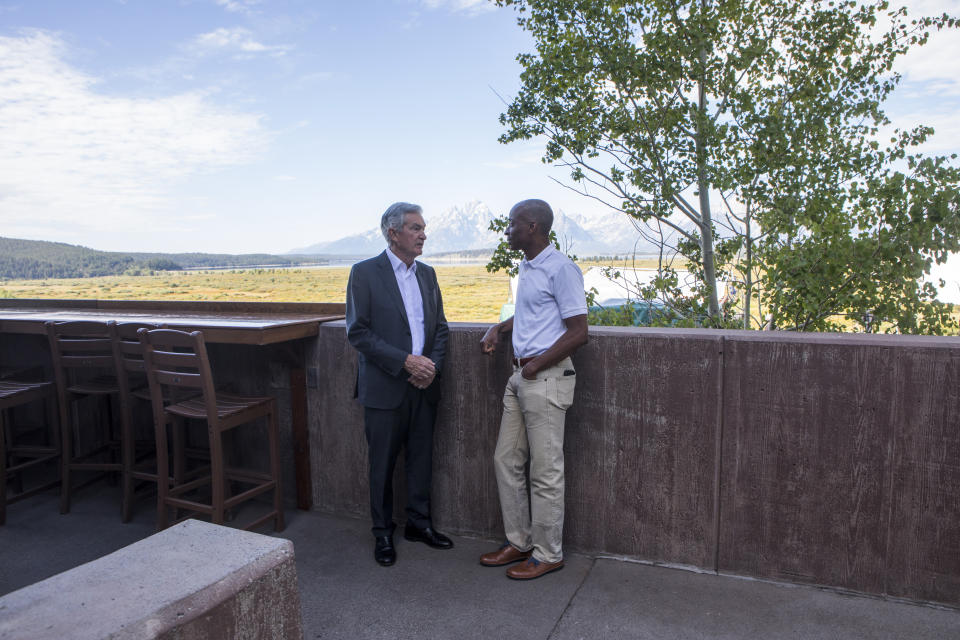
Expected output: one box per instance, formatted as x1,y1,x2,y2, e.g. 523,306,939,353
895,31,960,94
881,1,960,158
882,108,960,156
886,0,960,92
0,30,269,237
214,0,261,16
421,0,495,16
484,149,544,170
902,0,957,14
190,26,290,58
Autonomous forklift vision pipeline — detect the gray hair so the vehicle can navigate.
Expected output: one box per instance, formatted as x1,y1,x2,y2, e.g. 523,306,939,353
380,202,423,245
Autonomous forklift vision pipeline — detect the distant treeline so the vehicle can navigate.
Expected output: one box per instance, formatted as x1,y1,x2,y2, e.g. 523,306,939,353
0,237,327,280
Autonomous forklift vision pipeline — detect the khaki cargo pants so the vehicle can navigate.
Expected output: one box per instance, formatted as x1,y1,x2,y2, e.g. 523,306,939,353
493,356,576,564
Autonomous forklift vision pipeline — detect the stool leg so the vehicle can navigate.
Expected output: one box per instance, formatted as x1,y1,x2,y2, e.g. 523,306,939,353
155,414,172,531
103,394,118,487
171,417,185,486
210,426,225,526
120,394,134,523
45,391,62,494
268,404,284,532
58,394,72,515
2,408,23,496
1,410,8,526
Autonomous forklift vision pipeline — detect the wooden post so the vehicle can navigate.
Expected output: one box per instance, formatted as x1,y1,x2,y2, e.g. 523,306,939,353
290,367,312,510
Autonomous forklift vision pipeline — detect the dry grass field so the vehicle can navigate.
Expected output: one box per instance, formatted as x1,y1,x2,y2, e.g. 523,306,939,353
3,260,954,330
0,265,514,322
0,257,671,323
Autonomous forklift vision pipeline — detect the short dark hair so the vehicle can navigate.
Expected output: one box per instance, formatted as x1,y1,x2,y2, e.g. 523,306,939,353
380,202,422,244
512,199,553,237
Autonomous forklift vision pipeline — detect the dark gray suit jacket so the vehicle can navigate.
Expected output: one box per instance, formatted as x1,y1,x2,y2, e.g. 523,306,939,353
345,251,448,410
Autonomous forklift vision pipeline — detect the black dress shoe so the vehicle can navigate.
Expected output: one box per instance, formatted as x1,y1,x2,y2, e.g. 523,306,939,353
374,536,396,566
403,523,454,549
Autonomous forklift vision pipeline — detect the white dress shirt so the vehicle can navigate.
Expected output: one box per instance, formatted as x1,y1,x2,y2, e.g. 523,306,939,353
386,247,425,356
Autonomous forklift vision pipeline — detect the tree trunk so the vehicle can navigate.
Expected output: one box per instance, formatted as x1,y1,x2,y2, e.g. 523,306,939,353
743,202,752,330
695,58,721,322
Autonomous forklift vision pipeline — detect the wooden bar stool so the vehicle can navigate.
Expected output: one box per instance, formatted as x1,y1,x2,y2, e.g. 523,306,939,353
0,378,59,525
139,328,284,532
46,320,129,517
112,322,166,522
114,323,210,527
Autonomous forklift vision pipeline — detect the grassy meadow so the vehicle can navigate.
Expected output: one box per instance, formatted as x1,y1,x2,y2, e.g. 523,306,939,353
6,261,953,331
0,265,514,322
0,258,675,323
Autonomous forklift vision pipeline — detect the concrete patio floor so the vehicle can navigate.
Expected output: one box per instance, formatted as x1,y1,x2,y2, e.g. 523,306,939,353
2,485,959,640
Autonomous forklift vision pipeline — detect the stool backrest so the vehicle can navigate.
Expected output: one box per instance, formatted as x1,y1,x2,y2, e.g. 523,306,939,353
46,320,117,389
111,322,160,416
112,323,158,387
138,329,218,423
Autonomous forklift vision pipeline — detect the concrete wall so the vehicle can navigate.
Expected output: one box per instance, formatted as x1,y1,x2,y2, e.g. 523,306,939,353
308,322,960,607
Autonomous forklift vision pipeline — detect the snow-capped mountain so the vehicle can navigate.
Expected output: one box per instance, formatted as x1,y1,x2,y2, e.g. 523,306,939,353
290,227,384,256
414,201,501,253
290,201,661,257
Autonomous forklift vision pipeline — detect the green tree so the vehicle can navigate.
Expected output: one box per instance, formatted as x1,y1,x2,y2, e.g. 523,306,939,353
494,0,959,332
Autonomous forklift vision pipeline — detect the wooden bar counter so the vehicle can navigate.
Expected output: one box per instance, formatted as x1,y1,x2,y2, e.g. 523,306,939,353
0,299,346,511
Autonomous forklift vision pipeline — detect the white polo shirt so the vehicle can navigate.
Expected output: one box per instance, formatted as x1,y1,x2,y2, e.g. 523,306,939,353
386,248,425,356
512,245,587,358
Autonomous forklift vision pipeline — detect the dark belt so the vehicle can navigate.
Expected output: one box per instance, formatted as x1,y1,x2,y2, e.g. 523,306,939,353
512,356,535,368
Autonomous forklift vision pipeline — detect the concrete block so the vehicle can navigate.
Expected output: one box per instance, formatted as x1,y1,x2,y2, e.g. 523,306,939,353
0,519,303,640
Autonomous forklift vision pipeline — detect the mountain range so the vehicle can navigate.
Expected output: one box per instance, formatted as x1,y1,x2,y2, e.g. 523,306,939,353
290,201,661,257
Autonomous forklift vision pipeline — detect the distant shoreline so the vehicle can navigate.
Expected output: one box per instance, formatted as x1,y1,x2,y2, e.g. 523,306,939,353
178,253,665,272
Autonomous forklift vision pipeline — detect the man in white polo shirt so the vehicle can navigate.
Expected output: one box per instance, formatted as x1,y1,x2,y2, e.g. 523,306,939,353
479,198,588,580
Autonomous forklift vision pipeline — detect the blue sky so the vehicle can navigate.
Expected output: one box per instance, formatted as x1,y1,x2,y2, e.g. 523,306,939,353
1,0,958,254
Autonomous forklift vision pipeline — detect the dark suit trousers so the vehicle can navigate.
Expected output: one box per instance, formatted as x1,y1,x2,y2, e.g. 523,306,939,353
364,385,436,537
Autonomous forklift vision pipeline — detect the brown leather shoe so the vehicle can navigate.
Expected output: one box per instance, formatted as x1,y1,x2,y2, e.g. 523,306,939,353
506,557,564,580
479,543,532,567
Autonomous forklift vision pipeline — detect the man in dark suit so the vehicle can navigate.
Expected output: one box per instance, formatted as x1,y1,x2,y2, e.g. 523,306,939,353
345,202,453,566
